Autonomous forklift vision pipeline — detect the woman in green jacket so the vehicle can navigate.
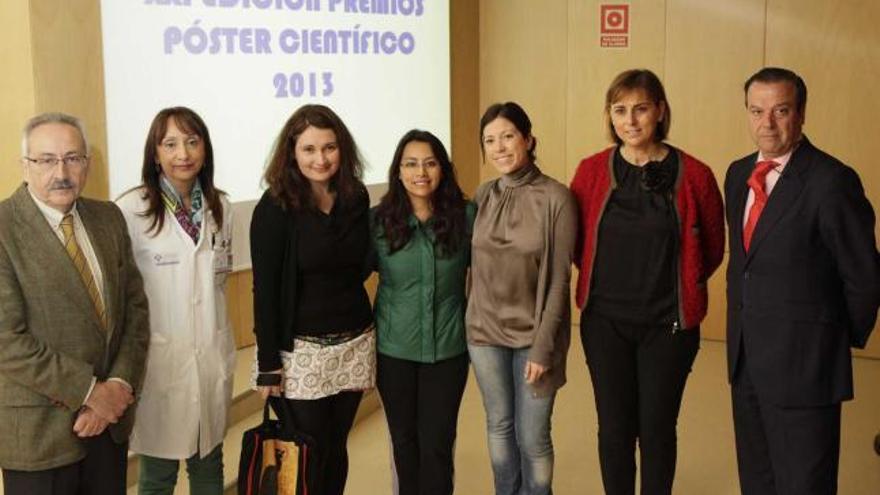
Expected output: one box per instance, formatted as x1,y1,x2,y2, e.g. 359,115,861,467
371,130,475,495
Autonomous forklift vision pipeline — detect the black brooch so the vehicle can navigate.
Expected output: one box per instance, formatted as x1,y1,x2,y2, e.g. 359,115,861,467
640,159,676,194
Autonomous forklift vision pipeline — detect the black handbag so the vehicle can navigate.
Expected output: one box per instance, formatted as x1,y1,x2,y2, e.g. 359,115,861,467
238,397,313,495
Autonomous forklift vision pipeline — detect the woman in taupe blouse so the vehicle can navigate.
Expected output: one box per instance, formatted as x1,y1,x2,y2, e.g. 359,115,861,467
466,101,577,495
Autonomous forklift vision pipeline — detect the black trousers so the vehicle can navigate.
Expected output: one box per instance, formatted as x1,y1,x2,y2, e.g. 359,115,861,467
377,353,469,495
732,352,841,495
581,310,699,495
2,430,127,495
280,391,363,495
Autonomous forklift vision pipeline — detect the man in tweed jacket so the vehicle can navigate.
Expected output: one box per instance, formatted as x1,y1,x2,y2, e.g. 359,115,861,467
0,113,149,494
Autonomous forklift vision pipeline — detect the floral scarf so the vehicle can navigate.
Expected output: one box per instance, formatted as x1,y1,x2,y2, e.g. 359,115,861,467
159,175,204,244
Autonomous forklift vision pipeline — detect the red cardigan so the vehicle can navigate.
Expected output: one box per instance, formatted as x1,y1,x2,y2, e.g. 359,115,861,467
570,146,725,329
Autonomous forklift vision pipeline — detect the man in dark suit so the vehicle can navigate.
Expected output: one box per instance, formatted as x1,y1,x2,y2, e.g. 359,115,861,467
0,113,150,494
725,67,880,494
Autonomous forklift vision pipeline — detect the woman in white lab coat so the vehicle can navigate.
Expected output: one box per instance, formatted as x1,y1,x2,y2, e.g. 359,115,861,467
117,107,235,495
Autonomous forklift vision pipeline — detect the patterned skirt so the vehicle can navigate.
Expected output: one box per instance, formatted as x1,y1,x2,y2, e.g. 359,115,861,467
251,327,376,400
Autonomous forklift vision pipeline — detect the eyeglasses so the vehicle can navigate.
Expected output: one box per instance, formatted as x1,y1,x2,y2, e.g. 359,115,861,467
401,160,439,169
23,155,89,170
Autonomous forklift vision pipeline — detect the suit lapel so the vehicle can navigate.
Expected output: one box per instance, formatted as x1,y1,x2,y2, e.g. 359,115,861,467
78,200,117,339
728,159,752,263
12,187,108,340
744,139,811,264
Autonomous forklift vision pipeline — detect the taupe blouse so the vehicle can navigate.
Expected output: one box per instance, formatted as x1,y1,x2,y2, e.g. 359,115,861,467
466,163,577,395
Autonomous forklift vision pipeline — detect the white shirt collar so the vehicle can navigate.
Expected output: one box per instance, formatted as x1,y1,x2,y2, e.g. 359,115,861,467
756,139,802,172
27,187,79,230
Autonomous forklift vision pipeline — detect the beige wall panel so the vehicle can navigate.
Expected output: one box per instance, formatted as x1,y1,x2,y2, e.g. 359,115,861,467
450,0,481,197
664,0,765,341
479,1,568,183
766,0,880,358
0,1,36,198
30,0,110,200
228,270,255,349
702,256,728,342
566,0,667,182
365,272,378,305
664,0,763,173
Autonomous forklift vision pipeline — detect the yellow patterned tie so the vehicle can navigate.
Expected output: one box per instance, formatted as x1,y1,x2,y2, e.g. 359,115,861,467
60,214,108,331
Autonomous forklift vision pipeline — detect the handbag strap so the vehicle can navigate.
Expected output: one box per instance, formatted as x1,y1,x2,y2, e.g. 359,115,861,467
262,399,273,424
267,397,317,447
267,396,300,433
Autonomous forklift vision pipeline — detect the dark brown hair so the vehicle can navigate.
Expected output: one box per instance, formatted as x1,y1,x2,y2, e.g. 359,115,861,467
263,104,365,211
479,101,537,162
140,106,224,235
604,69,671,144
375,130,467,255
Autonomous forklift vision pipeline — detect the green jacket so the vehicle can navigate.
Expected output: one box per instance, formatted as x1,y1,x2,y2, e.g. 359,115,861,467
371,203,476,363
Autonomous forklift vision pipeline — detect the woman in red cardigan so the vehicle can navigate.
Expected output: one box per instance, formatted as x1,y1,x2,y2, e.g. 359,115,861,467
570,69,725,495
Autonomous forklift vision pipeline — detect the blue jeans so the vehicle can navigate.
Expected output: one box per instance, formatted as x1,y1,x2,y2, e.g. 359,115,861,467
468,344,555,495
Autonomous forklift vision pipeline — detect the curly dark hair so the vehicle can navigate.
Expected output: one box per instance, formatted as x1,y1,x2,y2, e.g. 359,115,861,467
375,130,467,255
140,106,224,235
263,104,365,211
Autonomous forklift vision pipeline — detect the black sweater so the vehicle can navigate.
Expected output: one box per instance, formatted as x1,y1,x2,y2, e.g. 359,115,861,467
250,190,372,372
589,149,678,325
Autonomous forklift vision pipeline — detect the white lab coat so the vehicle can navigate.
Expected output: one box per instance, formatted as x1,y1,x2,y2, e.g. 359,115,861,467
117,187,235,459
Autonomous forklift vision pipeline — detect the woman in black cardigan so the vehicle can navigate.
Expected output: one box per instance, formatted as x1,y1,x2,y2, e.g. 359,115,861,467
250,104,374,495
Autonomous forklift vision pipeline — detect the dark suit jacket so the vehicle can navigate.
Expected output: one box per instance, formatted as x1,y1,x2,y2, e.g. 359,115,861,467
725,137,880,407
0,184,150,471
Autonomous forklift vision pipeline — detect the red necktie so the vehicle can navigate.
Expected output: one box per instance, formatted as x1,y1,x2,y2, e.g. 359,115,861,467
742,160,778,252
